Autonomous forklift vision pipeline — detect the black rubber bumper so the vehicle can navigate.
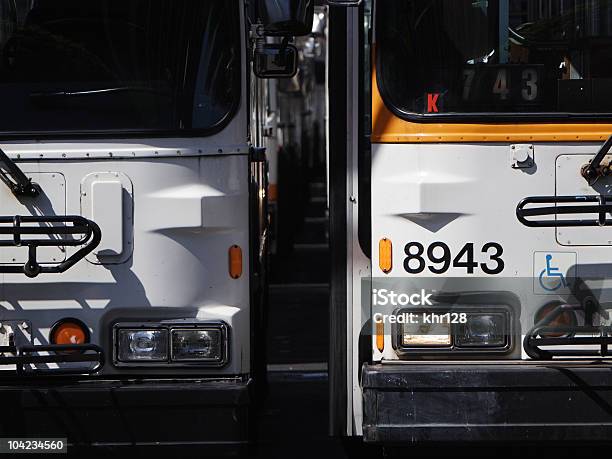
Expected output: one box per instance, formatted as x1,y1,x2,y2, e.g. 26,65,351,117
362,363,612,443
0,377,251,448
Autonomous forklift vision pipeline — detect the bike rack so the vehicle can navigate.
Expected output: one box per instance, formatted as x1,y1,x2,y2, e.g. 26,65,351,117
0,343,104,376
517,195,612,358
516,195,612,227
0,217,103,374
0,215,101,277
523,300,612,359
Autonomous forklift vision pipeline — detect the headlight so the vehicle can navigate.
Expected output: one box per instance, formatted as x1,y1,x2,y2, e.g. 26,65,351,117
455,313,507,347
171,328,224,362
117,329,168,362
114,322,229,366
393,307,512,356
401,318,451,347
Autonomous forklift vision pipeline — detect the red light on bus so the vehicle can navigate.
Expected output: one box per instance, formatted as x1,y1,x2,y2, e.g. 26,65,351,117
50,319,89,345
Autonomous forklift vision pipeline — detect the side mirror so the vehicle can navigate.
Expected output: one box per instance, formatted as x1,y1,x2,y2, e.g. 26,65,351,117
257,0,314,37
254,44,298,79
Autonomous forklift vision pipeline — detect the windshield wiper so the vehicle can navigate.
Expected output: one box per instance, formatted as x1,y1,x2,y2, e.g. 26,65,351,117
30,86,171,101
0,148,40,197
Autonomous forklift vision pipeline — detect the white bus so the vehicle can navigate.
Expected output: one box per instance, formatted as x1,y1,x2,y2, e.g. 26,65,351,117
330,0,612,447
0,0,310,452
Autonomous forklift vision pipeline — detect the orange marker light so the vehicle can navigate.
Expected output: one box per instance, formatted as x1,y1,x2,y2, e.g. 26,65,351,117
535,303,576,338
268,184,278,202
51,319,89,345
229,245,243,279
379,238,392,274
375,321,385,352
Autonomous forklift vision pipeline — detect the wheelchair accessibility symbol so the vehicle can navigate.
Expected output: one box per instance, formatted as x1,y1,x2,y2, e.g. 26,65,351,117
539,254,567,291
534,252,576,294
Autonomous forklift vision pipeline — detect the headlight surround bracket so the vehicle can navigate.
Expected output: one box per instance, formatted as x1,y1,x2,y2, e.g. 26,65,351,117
391,305,514,357
113,320,229,368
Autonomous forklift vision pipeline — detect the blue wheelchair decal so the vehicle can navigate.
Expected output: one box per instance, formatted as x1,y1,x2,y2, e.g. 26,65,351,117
538,254,567,291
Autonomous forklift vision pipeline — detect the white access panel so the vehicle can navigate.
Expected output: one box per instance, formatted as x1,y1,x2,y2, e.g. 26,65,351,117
0,172,66,264
81,172,133,264
556,154,612,246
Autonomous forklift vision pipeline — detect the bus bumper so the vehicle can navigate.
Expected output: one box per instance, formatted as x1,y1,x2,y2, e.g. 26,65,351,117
0,377,251,450
362,363,612,443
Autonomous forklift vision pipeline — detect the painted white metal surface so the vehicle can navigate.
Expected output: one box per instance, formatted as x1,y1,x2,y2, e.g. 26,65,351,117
369,142,612,363
1,138,249,161
0,153,250,376
91,180,123,257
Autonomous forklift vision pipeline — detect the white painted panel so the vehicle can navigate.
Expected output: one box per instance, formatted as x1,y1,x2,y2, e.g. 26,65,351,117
369,142,612,362
92,180,123,256
0,154,250,377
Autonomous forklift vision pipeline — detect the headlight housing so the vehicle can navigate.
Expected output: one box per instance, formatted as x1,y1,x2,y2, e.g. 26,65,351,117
393,307,512,356
114,322,228,367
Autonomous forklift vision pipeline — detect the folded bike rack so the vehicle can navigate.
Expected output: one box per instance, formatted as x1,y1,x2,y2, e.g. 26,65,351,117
517,193,612,358
0,343,104,376
0,216,103,374
517,195,612,227
523,300,612,359
0,215,101,277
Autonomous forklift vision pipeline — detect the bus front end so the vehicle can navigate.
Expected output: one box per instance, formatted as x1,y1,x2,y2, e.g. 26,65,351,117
331,0,612,445
0,1,261,451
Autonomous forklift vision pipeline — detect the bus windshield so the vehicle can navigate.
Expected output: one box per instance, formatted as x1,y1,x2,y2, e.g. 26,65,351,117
0,0,239,134
377,0,612,117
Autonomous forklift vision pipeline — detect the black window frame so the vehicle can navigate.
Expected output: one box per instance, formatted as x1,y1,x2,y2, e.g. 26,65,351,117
375,0,612,124
0,1,242,141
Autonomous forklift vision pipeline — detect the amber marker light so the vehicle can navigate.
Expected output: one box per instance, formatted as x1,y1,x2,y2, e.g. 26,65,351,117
229,245,243,279
376,321,385,352
535,303,576,338
379,238,392,274
50,318,89,345
268,184,278,202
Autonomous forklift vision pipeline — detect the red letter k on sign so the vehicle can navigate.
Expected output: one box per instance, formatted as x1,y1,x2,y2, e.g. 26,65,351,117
427,93,439,113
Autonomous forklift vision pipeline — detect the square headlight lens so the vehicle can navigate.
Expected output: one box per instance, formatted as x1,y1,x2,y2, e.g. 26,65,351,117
117,329,168,362
401,317,451,347
171,328,223,362
456,313,507,348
